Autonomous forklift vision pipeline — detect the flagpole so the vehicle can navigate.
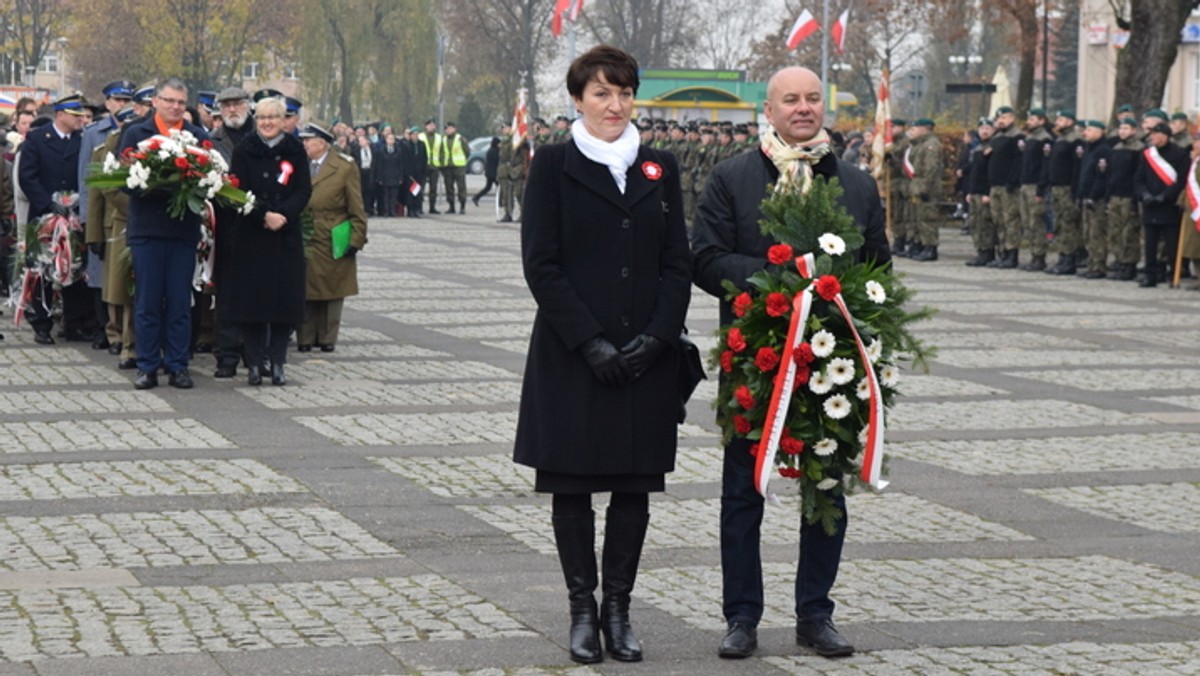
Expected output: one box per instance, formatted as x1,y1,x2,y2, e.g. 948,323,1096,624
1172,210,1188,288
820,0,830,100
566,10,577,117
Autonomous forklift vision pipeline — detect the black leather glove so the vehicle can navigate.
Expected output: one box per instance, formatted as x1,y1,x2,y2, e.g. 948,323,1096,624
88,242,105,260
620,334,667,378
343,245,358,258
0,218,12,236
50,202,72,217
580,336,632,387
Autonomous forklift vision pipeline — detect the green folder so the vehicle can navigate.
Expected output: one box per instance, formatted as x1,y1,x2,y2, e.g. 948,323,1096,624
331,220,353,259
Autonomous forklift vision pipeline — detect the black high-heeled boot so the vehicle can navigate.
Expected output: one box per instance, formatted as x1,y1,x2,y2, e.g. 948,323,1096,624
270,362,286,386
600,507,650,662
247,366,262,386
552,512,602,664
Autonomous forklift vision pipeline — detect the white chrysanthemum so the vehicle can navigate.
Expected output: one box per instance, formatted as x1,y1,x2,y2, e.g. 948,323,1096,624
816,478,839,491
809,370,833,395
813,438,838,456
102,152,120,173
866,339,882,363
818,233,846,256
811,330,836,358
827,357,855,385
156,149,173,161
857,426,869,445
823,394,851,419
880,364,899,387
239,191,257,215
865,280,886,304
856,378,871,400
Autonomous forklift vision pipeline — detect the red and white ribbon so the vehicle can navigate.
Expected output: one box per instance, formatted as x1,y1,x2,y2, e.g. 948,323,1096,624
278,160,294,185
45,214,76,286
1144,145,1177,186
902,147,915,179
755,253,816,498
1187,156,1200,228
831,293,887,489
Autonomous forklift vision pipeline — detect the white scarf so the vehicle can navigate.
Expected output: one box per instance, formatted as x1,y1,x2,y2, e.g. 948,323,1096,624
571,118,640,194
760,127,833,194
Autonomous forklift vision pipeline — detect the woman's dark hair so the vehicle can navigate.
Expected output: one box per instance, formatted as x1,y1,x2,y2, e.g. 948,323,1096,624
566,45,639,99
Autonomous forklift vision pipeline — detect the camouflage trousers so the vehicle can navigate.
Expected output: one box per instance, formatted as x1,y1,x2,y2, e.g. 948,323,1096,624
969,194,995,251
889,189,911,240
425,166,442,210
1050,186,1081,253
1082,200,1109,272
915,198,940,246
1105,197,1140,265
989,186,1021,250
499,177,523,218
1019,184,1048,256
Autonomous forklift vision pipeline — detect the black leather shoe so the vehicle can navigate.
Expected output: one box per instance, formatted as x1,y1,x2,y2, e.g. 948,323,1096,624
247,366,262,386
718,622,757,659
62,328,92,342
107,342,122,355
213,363,237,378
319,344,335,353
33,330,55,345
500,214,513,223
133,371,158,390
796,617,854,657
168,369,194,389
472,195,480,206
118,358,138,370
447,205,456,214
194,342,213,354
92,335,110,350
297,344,312,353
270,363,286,386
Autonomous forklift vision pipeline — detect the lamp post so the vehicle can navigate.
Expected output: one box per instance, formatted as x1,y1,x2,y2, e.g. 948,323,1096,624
949,54,983,123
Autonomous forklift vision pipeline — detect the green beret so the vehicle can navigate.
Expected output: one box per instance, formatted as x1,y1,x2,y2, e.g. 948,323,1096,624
1057,109,1076,120
1143,108,1168,120
913,118,935,128
1085,120,1105,130
1172,111,1190,121
1028,107,1046,117
1118,117,1138,127
1116,104,1134,113
995,106,1014,116
890,118,907,126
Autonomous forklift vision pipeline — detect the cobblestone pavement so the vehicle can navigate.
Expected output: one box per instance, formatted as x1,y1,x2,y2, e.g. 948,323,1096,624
1,183,1198,674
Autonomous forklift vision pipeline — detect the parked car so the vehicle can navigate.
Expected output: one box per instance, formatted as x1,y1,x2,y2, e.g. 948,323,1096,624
467,136,492,175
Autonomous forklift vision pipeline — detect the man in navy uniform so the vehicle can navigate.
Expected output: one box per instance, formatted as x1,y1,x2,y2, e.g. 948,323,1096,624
118,77,210,389
19,93,90,344
284,96,303,136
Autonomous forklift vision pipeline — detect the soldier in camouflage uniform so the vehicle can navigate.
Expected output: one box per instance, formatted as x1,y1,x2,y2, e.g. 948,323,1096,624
1045,110,1085,275
906,119,944,261
1104,117,1143,281
1077,120,1112,278
499,130,530,223
1018,108,1054,271
985,106,1024,268
496,123,515,221
886,119,912,255
1169,112,1191,149
965,118,997,266
550,115,573,144
690,126,718,223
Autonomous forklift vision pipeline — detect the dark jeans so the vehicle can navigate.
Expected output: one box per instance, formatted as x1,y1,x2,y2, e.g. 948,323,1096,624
129,237,194,373
474,177,496,201
721,438,846,625
381,185,400,217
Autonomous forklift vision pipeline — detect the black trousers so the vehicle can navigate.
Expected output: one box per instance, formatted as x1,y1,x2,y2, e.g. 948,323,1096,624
1143,219,1178,283
25,279,94,335
241,322,291,368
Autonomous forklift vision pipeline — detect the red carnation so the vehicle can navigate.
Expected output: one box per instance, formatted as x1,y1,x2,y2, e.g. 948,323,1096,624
174,157,190,169
765,292,791,317
201,139,214,149
734,385,754,409
754,347,780,372
767,243,794,265
726,327,747,353
795,342,815,364
780,436,805,456
228,175,240,188
748,443,760,457
121,147,135,159
793,364,811,387
732,292,753,317
814,275,842,301
733,415,752,434
779,466,803,479
720,350,734,373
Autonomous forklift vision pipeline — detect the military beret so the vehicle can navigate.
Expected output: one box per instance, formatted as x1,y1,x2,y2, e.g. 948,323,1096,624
978,117,995,127
1142,108,1168,120
746,121,759,127
913,118,935,128
115,105,137,123
216,86,248,102
995,106,1014,116
1172,111,1189,121
284,96,302,116
251,89,284,105
890,118,907,126
701,126,715,135
1149,121,1171,135
133,83,156,104
1057,109,1076,120
53,93,87,115
1028,107,1046,117
298,122,334,143
1118,117,1138,127
409,126,420,133
734,125,749,135
555,115,569,122
1085,120,1105,129
102,80,136,99
1116,104,1134,113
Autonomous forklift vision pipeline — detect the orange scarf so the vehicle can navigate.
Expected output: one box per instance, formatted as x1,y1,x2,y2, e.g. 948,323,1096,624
154,113,183,136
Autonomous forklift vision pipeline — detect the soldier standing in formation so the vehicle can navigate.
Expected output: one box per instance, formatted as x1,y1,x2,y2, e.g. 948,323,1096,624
965,118,996,266
886,120,912,255
1044,110,1084,275
904,118,944,261
1017,108,1053,270
1076,120,1112,279
1104,117,1144,281
984,106,1023,268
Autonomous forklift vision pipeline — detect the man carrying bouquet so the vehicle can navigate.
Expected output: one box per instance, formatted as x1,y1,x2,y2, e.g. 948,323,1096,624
691,66,891,660
117,77,210,390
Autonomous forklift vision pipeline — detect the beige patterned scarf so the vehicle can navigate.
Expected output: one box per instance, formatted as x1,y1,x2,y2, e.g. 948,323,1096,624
760,127,833,193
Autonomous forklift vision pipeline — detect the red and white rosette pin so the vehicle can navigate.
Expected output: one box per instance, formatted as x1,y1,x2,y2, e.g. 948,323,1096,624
641,161,662,181
278,160,294,185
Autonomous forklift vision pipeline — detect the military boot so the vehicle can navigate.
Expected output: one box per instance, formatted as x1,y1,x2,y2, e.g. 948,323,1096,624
965,249,994,267
996,249,1019,269
891,237,907,257
1020,254,1046,272
1045,254,1076,275
913,246,938,261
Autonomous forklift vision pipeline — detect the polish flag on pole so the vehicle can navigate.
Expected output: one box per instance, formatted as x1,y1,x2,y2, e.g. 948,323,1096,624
870,70,891,179
786,9,820,50
568,0,585,21
512,89,528,151
551,0,571,38
831,9,849,54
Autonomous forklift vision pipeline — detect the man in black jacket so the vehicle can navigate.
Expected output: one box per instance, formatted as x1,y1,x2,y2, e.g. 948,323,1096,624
1134,121,1189,287
985,106,1024,268
1045,111,1085,275
1104,117,1143,280
692,66,890,661
1018,108,1054,270
1077,121,1113,279
965,119,996,266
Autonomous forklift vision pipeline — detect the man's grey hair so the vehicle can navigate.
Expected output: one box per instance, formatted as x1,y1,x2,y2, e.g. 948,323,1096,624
157,77,188,96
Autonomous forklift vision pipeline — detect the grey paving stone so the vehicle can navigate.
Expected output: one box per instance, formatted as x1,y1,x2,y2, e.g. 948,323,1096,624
0,419,232,454
1027,483,1200,533
0,459,303,500
0,391,172,416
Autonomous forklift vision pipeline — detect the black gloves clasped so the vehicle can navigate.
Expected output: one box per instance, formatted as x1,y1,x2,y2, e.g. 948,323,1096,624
580,336,632,387
620,334,666,378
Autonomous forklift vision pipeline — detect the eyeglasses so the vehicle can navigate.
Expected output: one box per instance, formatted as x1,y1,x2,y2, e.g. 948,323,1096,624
157,96,186,107
257,114,283,121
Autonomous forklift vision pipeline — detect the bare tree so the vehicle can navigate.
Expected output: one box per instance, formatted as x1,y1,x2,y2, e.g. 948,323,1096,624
687,0,766,70
3,0,70,87
1109,0,1200,118
579,0,694,68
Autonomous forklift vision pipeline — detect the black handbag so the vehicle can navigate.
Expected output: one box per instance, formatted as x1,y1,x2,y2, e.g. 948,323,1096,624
678,328,706,422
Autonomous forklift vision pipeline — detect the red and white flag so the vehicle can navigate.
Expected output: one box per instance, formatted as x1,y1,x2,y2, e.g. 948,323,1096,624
786,9,819,50
568,0,585,21
1187,157,1200,228
831,9,849,54
870,70,891,179
511,89,528,151
551,0,571,37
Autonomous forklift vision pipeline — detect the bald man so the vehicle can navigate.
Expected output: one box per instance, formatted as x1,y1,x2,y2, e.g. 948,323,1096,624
692,67,890,660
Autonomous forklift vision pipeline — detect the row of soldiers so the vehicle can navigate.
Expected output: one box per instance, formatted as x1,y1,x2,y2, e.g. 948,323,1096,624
955,105,1193,287
885,118,945,261
642,120,761,222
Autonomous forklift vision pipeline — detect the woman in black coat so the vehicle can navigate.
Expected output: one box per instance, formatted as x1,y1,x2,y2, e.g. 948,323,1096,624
513,45,691,665
226,97,313,385
374,126,406,217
